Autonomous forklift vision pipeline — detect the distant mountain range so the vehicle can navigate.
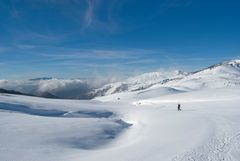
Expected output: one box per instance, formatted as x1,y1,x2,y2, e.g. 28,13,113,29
90,70,189,97
91,59,240,97
0,59,240,99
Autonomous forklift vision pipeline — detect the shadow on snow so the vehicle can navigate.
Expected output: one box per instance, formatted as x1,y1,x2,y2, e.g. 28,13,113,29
0,102,132,150
0,102,113,118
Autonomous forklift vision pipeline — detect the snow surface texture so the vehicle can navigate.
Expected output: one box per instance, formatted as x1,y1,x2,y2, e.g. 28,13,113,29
1,88,240,161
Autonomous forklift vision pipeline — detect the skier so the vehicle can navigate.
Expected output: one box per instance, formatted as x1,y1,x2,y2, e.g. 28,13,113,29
178,104,181,111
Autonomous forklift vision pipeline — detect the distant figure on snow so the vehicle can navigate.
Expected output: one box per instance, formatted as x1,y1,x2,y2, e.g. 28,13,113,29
178,104,181,111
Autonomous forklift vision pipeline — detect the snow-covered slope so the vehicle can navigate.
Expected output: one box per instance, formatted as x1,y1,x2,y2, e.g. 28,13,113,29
93,59,240,97
92,70,188,96
1,86,240,161
160,59,240,91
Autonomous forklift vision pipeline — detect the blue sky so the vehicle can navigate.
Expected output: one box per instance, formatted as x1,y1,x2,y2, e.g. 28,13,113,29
0,0,240,79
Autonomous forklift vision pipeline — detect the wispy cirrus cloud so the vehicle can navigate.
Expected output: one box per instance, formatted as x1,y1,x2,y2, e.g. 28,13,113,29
123,59,157,65
38,48,159,61
1,0,116,44
81,0,118,32
16,44,37,49
83,0,96,28
54,58,157,68
2,43,160,72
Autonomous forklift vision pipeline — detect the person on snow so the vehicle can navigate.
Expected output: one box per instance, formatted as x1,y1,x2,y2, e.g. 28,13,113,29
178,104,181,111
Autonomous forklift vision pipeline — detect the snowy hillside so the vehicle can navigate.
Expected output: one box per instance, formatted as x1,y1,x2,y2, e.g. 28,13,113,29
1,86,240,161
92,70,188,96
160,59,240,91
93,59,240,97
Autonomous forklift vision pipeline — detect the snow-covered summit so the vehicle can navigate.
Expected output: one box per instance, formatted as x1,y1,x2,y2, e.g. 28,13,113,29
225,59,240,67
192,59,240,74
161,59,240,91
127,70,188,83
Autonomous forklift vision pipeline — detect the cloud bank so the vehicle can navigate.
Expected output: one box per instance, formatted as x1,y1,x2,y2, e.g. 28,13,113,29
0,78,109,99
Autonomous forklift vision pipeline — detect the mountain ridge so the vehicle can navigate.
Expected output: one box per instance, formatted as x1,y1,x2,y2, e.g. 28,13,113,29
0,59,240,99
92,59,240,97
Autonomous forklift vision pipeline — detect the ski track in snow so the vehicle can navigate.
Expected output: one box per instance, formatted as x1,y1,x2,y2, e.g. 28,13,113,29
173,134,240,161
173,113,240,161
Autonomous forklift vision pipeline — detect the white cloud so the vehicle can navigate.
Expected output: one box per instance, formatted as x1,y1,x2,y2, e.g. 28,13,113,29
16,44,37,49
39,48,157,60
84,0,95,28
0,79,101,99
